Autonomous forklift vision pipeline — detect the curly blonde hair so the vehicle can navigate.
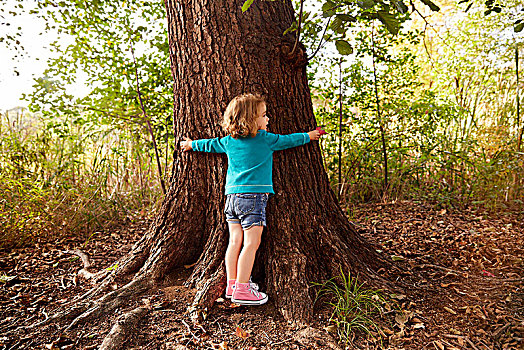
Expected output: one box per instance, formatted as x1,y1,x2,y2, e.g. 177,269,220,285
221,93,265,138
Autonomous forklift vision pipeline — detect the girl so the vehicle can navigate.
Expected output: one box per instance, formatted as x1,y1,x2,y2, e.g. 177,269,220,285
180,93,321,305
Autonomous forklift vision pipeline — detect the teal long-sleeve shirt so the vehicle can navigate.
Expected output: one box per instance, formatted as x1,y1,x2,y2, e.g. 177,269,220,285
192,130,310,194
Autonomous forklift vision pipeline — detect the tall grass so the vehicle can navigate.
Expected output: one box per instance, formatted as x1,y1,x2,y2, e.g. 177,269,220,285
0,108,167,250
313,268,386,344
316,94,523,208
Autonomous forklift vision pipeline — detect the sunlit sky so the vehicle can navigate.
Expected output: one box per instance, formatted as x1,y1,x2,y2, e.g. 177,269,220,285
0,2,59,110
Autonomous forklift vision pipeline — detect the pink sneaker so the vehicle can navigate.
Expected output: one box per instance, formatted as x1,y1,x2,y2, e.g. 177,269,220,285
231,282,268,305
225,279,236,299
225,278,259,299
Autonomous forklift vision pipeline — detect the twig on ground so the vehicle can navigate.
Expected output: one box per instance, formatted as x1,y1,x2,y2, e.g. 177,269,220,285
182,319,200,343
270,337,294,346
439,339,456,348
262,330,270,343
464,336,480,350
209,315,224,325
65,249,93,269
65,249,95,280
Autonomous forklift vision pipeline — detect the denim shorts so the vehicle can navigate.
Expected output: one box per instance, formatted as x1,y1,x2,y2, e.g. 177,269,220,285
224,193,268,230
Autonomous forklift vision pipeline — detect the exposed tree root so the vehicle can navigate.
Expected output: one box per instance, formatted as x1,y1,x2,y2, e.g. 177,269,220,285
99,306,150,350
187,266,226,323
29,276,152,332
62,236,153,308
65,277,152,331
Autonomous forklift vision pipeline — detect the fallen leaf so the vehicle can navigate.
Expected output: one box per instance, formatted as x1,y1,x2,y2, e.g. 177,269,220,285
444,306,457,315
383,327,394,335
323,325,337,333
395,311,409,327
218,341,229,350
390,293,406,300
391,255,405,262
434,340,445,350
235,325,249,339
449,327,461,335
413,323,425,329
457,337,464,347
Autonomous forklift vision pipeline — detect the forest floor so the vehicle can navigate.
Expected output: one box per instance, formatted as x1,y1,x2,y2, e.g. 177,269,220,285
0,200,523,350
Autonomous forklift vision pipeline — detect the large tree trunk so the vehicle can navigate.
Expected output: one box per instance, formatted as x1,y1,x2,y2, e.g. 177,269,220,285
158,0,390,321
37,0,392,335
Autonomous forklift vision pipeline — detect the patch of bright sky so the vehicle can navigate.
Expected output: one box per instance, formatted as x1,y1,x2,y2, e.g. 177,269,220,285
0,2,88,110
0,1,155,111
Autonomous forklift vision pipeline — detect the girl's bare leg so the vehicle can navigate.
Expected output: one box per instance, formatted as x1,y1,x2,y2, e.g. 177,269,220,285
225,222,244,281
236,225,263,283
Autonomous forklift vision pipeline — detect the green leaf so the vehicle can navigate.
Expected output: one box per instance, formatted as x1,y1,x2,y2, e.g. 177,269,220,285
336,14,357,22
357,0,375,9
335,39,353,55
283,23,297,35
0,275,17,284
322,1,337,18
393,0,408,14
377,10,399,35
516,22,524,33
419,0,440,11
241,0,255,13
331,17,343,32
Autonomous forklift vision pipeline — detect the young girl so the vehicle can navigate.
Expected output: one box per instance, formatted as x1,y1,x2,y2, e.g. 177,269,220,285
180,93,321,306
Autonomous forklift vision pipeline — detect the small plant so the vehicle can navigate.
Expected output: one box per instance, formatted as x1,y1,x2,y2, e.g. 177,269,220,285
313,267,385,344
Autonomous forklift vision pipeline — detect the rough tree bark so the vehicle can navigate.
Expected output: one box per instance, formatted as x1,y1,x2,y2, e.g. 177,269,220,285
34,0,396,340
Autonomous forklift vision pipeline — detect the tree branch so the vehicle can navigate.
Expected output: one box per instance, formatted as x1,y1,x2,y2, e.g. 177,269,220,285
129,42,167,196
289,0,304,57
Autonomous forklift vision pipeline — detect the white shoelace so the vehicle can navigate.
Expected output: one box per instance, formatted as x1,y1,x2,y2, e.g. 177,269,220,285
232,278,259,291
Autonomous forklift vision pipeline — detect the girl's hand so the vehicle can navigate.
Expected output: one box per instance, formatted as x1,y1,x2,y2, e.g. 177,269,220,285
180,137,193,151
308,130,321,141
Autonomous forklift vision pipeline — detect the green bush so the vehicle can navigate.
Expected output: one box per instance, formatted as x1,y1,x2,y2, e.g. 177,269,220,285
0,108,163,250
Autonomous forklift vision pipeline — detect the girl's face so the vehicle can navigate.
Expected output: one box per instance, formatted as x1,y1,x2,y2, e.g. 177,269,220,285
256,103,269,131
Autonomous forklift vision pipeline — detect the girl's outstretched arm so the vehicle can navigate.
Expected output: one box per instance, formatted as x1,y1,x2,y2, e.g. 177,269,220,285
180,137,193,152
189,137,227,153
265,129,322,151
